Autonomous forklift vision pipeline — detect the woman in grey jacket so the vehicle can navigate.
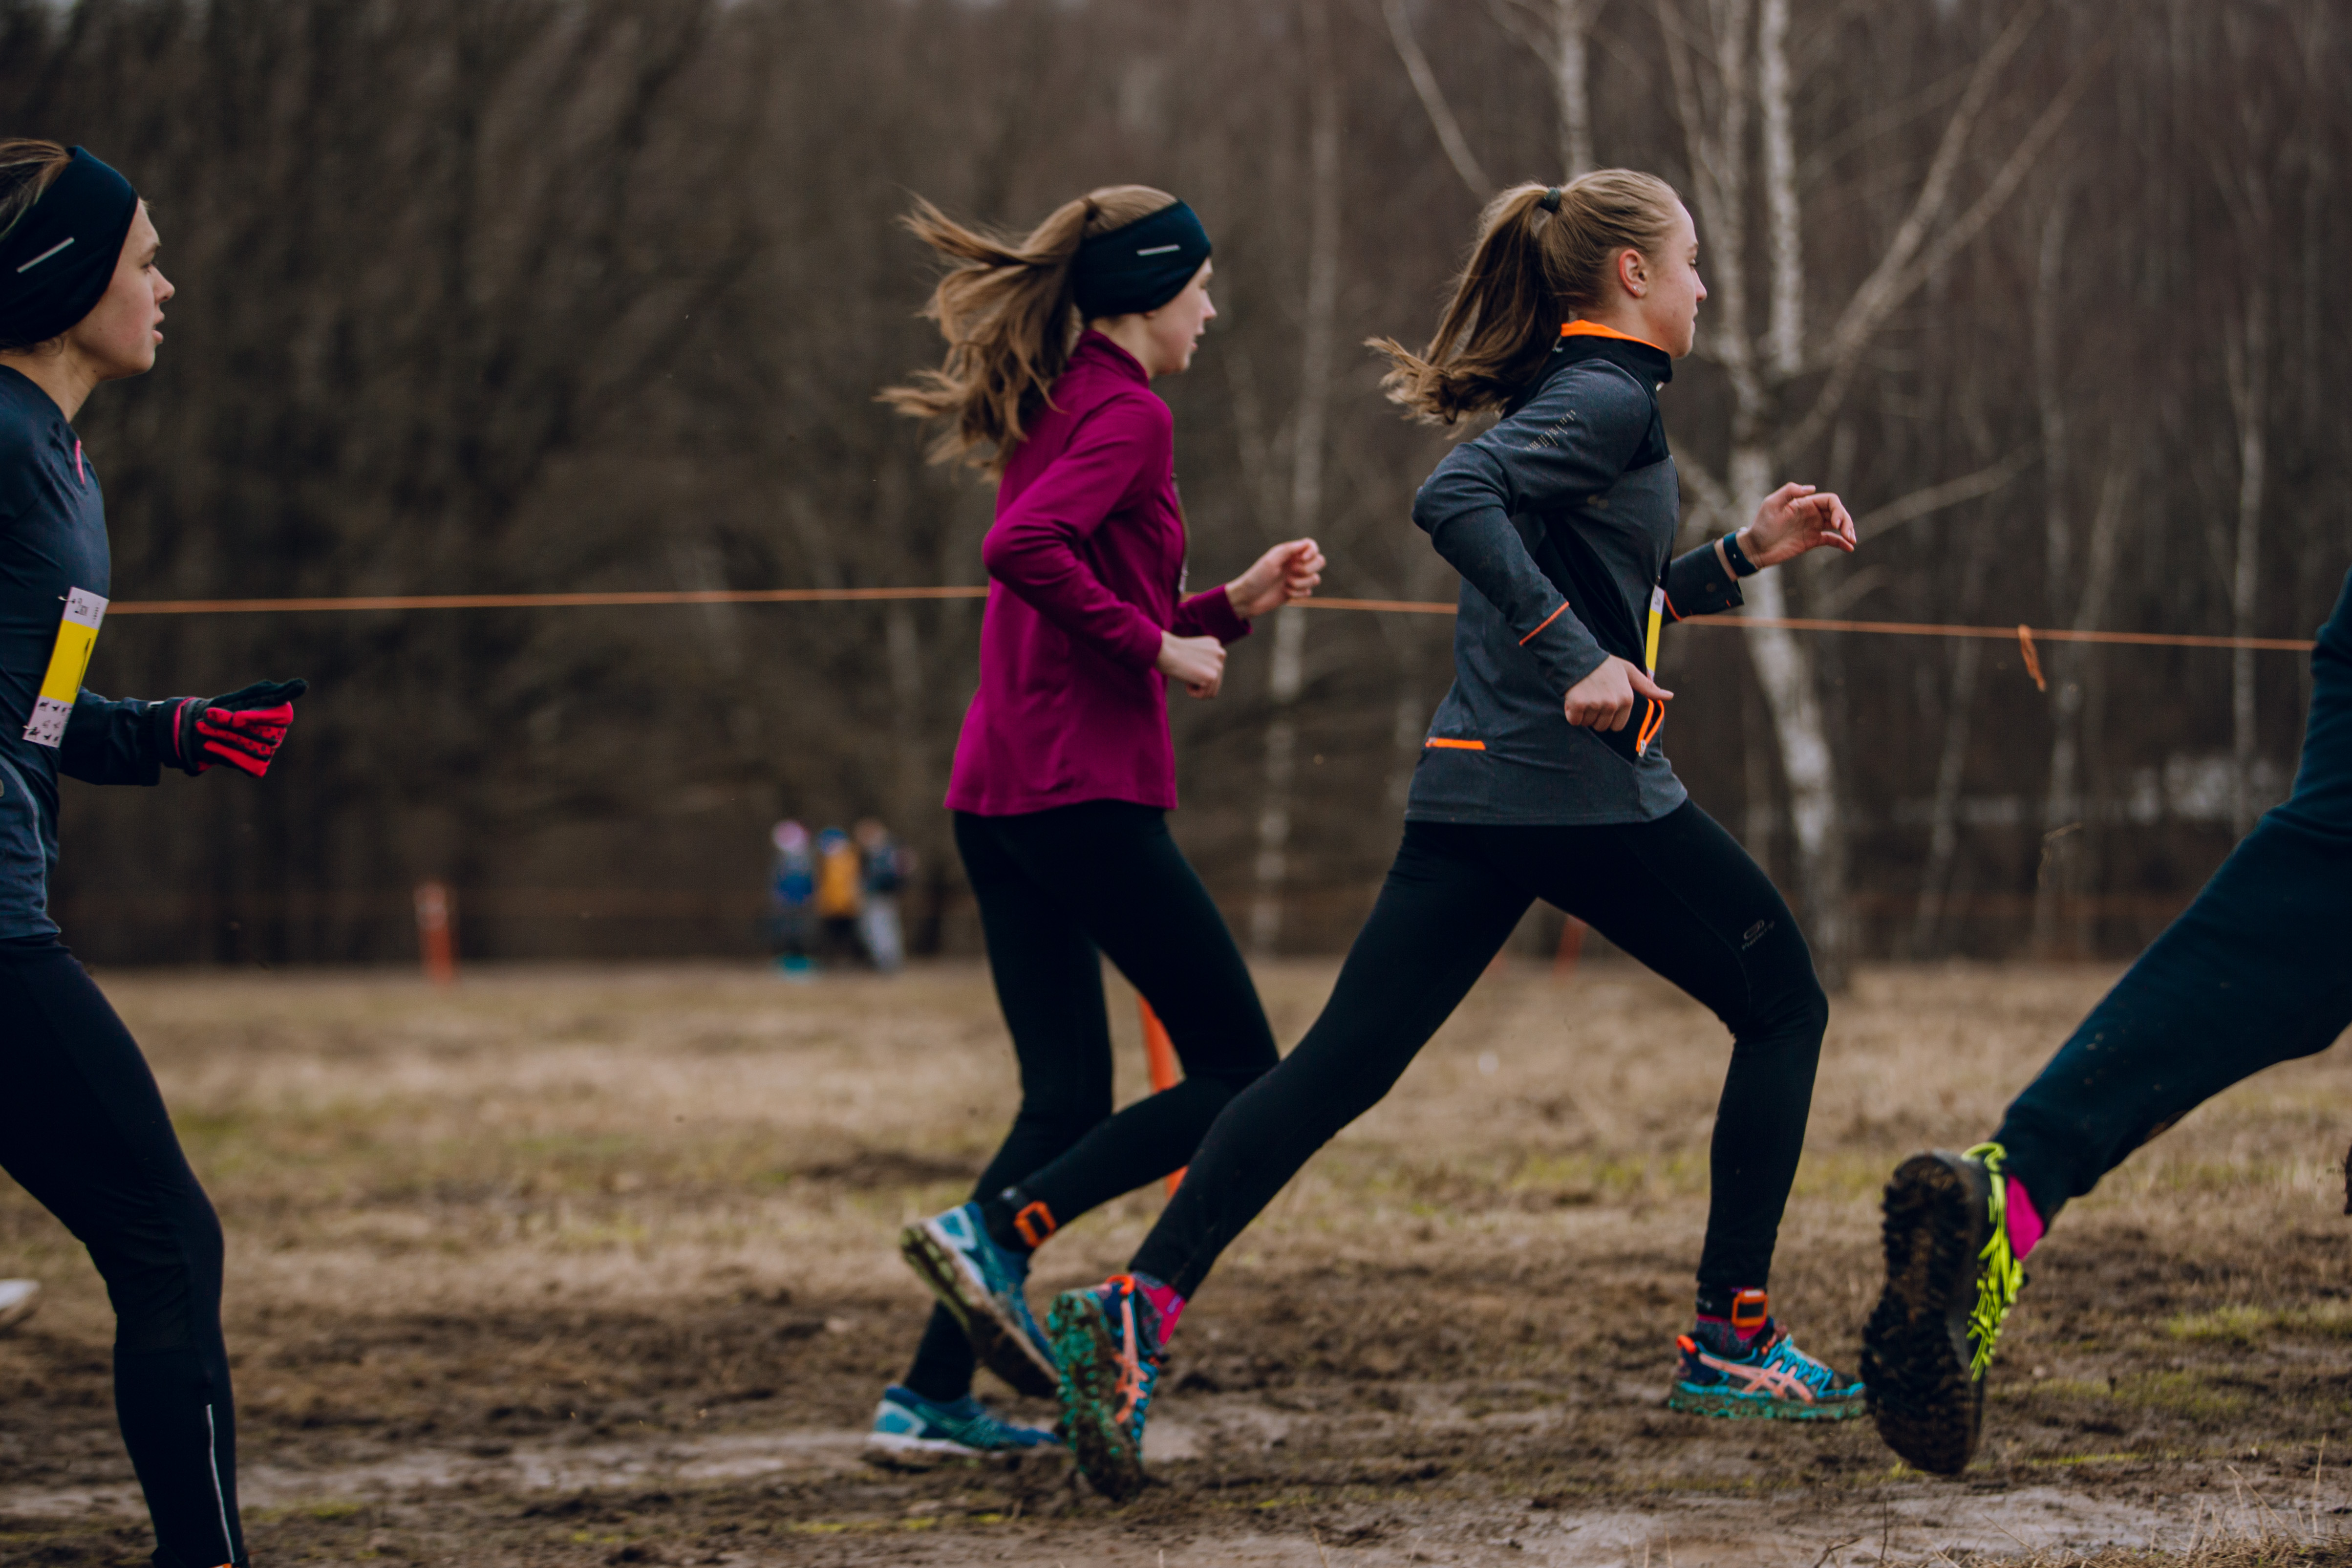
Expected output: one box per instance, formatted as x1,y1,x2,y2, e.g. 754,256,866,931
1044,170,1862,1501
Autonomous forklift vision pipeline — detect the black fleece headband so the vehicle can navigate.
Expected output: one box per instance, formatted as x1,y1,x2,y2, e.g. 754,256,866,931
0,148,140,349
1072,200,1212,320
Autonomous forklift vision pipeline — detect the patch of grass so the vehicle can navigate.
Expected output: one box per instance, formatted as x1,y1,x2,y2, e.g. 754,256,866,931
2171,1306,2276,1346
2029,1371,2253,1419
2167,1301,2352,1346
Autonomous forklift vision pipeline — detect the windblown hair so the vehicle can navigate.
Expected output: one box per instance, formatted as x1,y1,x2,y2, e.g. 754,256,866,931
1372,169,1683,426
0,139,76,355
881,185,1179,473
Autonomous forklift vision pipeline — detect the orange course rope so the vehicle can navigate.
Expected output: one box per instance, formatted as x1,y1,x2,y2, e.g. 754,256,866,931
98,585,2316,652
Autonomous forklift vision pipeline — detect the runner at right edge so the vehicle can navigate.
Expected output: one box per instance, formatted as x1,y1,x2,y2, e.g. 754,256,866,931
1864,564,2352,1476
1045,170,1863,1501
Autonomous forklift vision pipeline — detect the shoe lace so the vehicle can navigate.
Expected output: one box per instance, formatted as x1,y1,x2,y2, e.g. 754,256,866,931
1964,1141,2024,1378
1106,1274,1152,1428
1762,1331,1839,1393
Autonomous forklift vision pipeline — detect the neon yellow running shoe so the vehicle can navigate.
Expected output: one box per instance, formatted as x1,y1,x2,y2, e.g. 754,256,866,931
1861,1143,2025,1474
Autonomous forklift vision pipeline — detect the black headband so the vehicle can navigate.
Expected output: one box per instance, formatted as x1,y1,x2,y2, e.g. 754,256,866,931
1072,200,1212,321
0,148,140,349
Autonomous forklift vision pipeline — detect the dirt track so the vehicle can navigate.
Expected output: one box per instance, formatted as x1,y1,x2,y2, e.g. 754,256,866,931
3,960,2349,1566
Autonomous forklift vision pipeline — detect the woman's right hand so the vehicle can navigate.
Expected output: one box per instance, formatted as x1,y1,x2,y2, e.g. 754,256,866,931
1158,632,1227,699
1563,655,1673,731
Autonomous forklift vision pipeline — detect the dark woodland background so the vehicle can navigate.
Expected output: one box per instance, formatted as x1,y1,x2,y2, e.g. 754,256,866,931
1,0,2344,973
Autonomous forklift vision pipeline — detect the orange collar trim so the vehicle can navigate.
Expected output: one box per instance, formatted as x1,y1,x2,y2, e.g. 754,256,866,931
1561,320,1667,351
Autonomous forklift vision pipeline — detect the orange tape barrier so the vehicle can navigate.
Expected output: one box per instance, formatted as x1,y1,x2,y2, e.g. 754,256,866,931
100,585,2316,652
107,586,991,615
1297,599,2316,651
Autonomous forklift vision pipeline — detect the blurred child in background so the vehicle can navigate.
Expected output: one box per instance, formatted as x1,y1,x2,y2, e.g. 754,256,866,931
813,826,864,963
854,818,910,974
766,818,815,979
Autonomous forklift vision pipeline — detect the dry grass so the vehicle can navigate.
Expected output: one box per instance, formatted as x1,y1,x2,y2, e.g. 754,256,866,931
1,958,2348,1565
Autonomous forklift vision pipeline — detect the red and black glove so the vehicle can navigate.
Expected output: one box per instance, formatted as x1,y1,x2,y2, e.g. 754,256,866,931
162,678,309,777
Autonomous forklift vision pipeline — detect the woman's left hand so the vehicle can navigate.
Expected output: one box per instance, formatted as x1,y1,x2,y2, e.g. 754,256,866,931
1226,538,1326,620
1739,483,1857,570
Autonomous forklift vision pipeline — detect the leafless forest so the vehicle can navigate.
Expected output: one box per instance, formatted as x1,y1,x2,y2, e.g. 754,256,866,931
3,0,2344,968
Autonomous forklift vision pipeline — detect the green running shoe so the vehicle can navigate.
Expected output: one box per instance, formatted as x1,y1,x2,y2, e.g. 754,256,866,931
1861,1143,2025,1474
1666,1297,1865,1421
1048,1275,1161,1502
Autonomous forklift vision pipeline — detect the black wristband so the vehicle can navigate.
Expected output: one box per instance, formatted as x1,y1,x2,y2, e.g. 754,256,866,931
149,698,202,775
1720,531,1760,578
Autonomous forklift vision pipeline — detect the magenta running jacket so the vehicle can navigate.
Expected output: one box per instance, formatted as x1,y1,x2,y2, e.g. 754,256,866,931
944,331,1249,816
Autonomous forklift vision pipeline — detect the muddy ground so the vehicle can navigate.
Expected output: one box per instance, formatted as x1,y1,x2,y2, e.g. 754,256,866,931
2,959,2349,1566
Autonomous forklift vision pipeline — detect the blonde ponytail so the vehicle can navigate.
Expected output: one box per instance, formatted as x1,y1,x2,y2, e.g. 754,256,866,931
1371,169,1683,425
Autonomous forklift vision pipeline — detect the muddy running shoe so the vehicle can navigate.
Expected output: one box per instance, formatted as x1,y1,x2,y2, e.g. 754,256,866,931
863,1383,1059,1467
0,1279,37,1334
1048,1274,1161,1502
1667,1294,1865,1421
899,1202,1058,1398
1862,1143,2024,1475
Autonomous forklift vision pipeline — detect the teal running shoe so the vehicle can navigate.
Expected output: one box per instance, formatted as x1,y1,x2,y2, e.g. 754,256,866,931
1862,1143,2024,1474
1048,1275,1161,1502
863,1383,1059,1467
1667,1295,1865,1421
899,1202,1058,1397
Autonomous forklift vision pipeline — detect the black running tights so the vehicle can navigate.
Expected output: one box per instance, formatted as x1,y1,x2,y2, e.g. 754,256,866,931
904,801,1279,1400
0,936,242,1568
1130,803,1828,1306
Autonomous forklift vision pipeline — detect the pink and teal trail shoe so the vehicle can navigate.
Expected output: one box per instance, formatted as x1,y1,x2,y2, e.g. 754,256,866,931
1667,1289,1865,1421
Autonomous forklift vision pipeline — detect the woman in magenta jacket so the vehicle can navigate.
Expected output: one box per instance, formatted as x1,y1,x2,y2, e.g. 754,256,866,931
866,186,1322,1460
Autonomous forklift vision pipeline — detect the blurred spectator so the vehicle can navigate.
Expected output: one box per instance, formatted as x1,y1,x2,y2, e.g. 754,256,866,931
767,819,815,980
814,826,865,962
854,818,913,973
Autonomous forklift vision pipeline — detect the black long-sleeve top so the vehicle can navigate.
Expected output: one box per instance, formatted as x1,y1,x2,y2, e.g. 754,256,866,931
0,367,172,938
1405,329,1742,826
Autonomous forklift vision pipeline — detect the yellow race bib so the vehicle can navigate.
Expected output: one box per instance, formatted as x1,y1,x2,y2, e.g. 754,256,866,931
21,587,107,749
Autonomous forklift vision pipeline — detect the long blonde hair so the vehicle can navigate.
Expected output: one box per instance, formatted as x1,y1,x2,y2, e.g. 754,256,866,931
882,185,1179,473
1372,169,1684,426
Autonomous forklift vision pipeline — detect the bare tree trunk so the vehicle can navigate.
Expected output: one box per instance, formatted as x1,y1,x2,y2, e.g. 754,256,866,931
1554,0,1598,179
1910,635,1981,959
1758,0,1802,380
2224,278,2268,837
1910,529,1996,959
1248,0,1343,957
2027,191,2074,956
2032,193,2074,624
1736,502,1849,983
2031,463,2129,955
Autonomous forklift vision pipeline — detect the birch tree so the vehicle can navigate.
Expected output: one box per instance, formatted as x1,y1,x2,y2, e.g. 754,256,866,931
1246,0,1345,955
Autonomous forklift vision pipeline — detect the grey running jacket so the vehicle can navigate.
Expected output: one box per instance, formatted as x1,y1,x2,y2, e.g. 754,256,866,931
1405,330,1743,827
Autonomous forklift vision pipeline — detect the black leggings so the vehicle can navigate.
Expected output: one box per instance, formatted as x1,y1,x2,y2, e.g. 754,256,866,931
0,938,242,1568
904,801,1279,1399
1130,803,1829,1306
1994,571,2352,1223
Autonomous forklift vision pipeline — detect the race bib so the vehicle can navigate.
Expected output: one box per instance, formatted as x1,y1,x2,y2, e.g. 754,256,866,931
21,588,107,749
